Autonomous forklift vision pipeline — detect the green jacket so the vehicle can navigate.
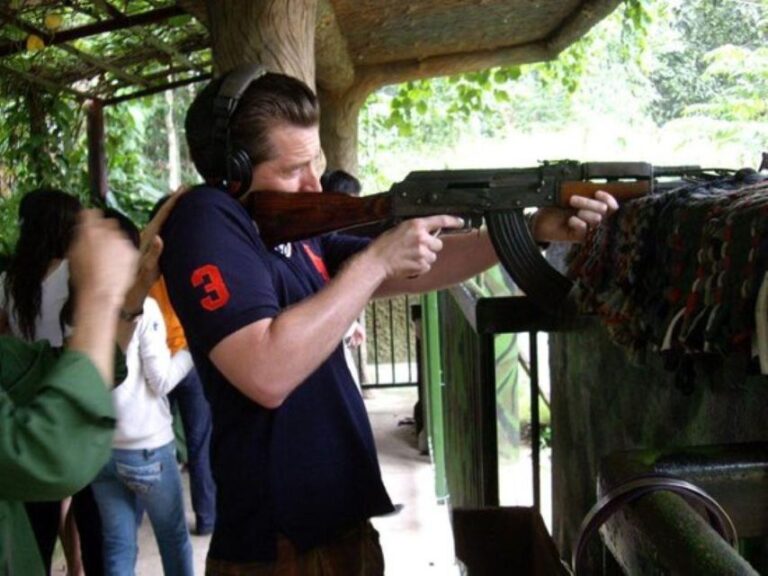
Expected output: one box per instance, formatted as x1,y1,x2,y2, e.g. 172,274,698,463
0,336,116,576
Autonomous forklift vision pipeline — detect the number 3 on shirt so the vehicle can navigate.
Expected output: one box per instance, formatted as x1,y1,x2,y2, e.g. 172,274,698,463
191,264,230,311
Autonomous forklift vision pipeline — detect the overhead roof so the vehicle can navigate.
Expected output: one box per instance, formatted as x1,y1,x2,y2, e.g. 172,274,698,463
0,0,621,104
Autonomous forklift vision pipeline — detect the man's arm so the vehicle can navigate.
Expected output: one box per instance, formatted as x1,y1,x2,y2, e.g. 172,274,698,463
0,338,118,500
115,189,186,351
210,214,462,408
211,192,617,409
375,191,618,298
139,299,193,397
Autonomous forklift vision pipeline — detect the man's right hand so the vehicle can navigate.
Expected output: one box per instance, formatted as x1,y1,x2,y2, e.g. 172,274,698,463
366,215,464,279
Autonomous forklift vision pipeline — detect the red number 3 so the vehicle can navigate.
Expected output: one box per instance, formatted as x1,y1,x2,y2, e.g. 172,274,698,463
191,264,231,311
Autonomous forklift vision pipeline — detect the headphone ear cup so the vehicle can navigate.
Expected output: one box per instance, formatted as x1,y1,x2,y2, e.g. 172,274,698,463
226,147,253,196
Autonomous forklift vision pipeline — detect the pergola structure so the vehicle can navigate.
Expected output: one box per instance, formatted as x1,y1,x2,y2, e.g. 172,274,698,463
0,0,623,198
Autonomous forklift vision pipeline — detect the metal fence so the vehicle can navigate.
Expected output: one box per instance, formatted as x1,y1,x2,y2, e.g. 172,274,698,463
355,295,419,388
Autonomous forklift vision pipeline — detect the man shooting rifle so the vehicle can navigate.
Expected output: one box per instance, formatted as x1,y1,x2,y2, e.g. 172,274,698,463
161,63,617,576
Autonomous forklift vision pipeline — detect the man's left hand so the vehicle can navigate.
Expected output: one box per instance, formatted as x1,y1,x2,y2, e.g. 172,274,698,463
530,190,619,243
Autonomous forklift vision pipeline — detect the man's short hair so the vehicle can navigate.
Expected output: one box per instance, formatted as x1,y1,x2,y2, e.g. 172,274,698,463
185,71,320,181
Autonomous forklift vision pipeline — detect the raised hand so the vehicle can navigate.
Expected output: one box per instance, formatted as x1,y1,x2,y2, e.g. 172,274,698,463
67,210,140,383
137,187,188,288
68,210,139,308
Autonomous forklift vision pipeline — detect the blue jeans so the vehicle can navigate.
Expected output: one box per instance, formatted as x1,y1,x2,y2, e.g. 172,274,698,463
170,368,216,532
92,441,193,576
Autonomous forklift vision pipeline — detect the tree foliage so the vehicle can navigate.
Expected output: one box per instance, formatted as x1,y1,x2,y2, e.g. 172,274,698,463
646,0,768,124
0,83,88,253
359,0,653,188
0,77,199,252
0,83,87,196
685,45,768,122
359,0,768,190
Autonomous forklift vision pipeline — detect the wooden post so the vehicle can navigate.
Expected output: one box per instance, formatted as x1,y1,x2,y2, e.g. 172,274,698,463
317,87,368,175
86,100,108,204
206,0,317,87
205,0,366,176
27,91,47,184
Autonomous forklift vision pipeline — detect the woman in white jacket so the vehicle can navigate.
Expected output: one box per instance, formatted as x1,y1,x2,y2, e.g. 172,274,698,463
90,210,194,576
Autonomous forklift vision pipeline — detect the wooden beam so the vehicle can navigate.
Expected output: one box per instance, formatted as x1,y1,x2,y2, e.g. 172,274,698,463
0,5,184,58
30,35,209,95
0,62,96,100
547,0,624,55
62,45,150,86
76,34,210,82
1,12,151,87
104,72,211,105
140,61,212,83
352,41,554,97
93,0,207,75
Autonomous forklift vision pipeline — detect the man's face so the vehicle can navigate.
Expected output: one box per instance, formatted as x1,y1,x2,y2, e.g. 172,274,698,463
250,123,323,194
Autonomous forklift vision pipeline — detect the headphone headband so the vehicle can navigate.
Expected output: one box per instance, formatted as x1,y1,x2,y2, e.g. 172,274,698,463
216,64,268,108
213,63,268,197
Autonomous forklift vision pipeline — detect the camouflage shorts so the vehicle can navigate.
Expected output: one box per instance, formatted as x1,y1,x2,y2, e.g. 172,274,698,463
205,521,385,576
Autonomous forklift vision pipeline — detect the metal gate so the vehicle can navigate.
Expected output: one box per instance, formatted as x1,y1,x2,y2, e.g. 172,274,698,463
356,295,419,388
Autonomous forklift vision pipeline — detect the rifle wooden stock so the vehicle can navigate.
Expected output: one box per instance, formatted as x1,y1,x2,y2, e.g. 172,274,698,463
247,179,652,247
248,190,393,246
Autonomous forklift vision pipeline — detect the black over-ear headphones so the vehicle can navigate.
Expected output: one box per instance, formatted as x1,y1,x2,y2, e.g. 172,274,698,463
212,63,267,197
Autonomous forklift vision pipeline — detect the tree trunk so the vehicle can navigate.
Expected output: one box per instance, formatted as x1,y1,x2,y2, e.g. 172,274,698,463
86,100,108,204
206,0,317,88
165,87,181,191
203,0,370,182
317,86,368,175
27,91,48,184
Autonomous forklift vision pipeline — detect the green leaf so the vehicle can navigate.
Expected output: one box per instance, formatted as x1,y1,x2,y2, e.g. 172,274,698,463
168,15,192,27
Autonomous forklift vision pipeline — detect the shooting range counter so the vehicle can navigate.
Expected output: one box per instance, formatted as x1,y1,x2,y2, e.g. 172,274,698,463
424,170,768,574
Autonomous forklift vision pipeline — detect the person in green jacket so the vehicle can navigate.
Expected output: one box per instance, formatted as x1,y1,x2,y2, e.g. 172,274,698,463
0,194,182,575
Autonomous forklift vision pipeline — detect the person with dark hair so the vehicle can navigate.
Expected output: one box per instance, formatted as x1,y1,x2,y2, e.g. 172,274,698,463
162,64,617,576
148,194,217,537
320,169,362,197
90,209,195,576
0,187,81,343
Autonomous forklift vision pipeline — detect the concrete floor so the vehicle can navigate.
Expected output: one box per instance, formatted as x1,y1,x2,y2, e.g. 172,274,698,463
133,387,459,575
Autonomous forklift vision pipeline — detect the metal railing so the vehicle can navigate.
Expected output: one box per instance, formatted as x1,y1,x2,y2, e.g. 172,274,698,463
356,295,419,388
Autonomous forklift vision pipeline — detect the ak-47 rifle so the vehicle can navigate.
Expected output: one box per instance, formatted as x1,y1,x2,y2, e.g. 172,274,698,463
248,161,714,315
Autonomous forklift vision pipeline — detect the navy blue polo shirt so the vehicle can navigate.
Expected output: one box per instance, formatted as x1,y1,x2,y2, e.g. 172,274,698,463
160,186,394,562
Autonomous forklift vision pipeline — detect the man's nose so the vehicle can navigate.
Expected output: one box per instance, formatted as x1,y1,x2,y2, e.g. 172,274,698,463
300,164,321,193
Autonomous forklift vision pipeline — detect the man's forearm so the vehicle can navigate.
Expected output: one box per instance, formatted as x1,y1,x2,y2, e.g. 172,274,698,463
375,229,498,298
67,293,121,386
115,283,148,352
